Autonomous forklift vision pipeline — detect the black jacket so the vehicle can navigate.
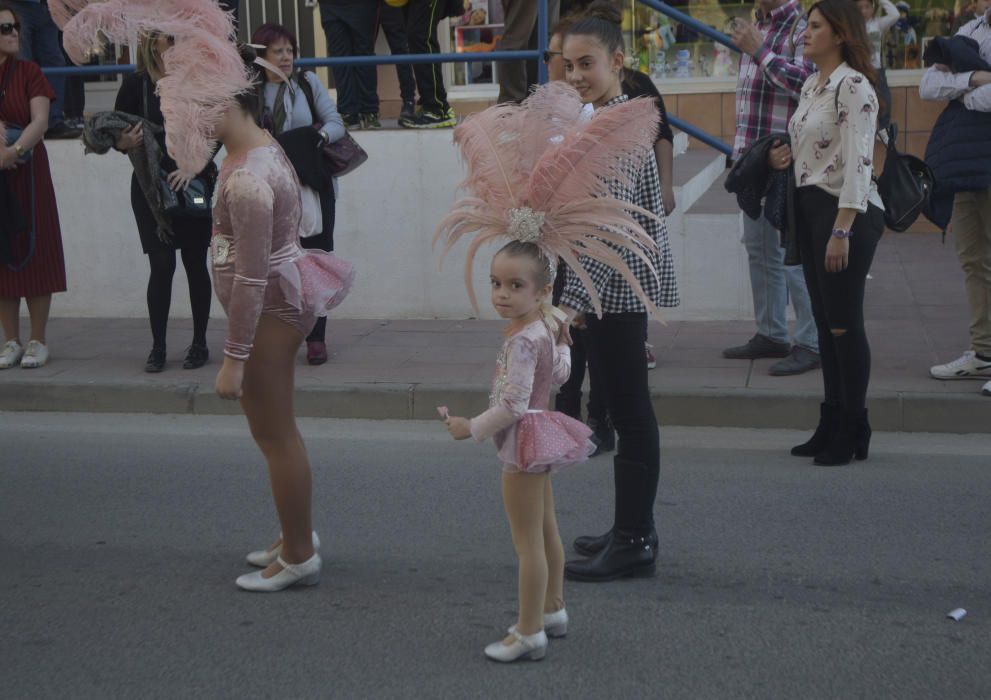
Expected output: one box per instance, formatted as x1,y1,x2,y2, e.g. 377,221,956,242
725,133,800,265
923,35,991,228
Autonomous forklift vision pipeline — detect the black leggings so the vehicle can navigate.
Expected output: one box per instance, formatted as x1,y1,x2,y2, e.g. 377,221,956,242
795,186,884,414
147,245,211,350
585,312,660,532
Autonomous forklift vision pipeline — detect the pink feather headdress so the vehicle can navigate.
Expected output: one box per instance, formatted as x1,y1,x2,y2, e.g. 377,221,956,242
434,82,664,319
51,0,252,178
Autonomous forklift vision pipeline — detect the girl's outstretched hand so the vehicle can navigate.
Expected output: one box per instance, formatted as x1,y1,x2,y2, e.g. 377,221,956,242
446,416,472,440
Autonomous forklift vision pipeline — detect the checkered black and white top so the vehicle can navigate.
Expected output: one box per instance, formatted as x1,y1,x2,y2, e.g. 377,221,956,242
559,95,680,315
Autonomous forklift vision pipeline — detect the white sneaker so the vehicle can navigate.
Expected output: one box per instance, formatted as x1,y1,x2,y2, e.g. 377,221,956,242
235,553,321,592
246,530,321,568
20,340,49,369
929,351,991,379
983,379,991,396
484,629,547,663
0,340,24,369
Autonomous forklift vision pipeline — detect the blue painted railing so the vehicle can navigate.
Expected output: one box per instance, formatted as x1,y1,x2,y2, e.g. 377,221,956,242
41,0,734,154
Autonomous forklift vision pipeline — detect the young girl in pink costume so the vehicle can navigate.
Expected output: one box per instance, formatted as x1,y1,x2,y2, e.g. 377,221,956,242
435,82,663,662
55,0,353,592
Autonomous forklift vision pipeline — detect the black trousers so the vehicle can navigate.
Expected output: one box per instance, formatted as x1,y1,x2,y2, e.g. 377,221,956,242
405,0,449,113
299,188,337,343
585,312,660,534
320,1,379,117
795,186,884,414
377,1,417,104
552,263,606,423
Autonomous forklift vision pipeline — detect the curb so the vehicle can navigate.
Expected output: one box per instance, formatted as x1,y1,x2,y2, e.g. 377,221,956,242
2,380,989,433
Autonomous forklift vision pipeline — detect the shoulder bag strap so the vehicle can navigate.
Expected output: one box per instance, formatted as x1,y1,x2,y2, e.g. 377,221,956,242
295,70,320,127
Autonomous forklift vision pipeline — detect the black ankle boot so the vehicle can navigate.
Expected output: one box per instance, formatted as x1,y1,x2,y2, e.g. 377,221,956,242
183,343,209,369
791,402,839,457
144,347,166,373
587,416,615,456
814,409,871,466
573,527,658,557
565,530,657,582
565,458,656,582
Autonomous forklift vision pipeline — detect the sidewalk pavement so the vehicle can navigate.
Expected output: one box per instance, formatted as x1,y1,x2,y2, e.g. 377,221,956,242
1,234,989,432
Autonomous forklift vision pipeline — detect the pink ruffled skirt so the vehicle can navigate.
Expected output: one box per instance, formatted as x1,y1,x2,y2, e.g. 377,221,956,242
498,410,595,474
272,250,355,336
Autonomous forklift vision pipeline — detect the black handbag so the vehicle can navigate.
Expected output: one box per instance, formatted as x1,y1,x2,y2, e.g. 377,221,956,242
876,123,934,233
143,78,214,218
296,71,368,177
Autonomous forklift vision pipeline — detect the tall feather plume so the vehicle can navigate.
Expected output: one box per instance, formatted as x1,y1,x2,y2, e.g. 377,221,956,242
435,84,667,320
52,0,250,177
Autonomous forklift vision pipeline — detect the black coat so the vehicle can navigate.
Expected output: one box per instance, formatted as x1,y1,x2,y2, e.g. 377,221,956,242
923,35,991,228
725,133,800,265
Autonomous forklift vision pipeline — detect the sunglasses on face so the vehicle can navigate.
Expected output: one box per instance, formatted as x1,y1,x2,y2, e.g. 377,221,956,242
542,50,561,64
0,22,21,36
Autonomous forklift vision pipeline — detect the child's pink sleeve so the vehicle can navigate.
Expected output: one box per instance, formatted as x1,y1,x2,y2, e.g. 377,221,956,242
470,335,537,442
552,343,572,386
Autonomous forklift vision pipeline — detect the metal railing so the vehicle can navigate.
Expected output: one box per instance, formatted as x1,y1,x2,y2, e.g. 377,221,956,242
41,0,734,154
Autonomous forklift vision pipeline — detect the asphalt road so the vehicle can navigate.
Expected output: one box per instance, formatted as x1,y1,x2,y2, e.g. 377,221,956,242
1,413,989,699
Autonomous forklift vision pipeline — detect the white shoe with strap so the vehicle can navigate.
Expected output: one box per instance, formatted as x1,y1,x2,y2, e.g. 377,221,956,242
236,553,321,592
246,531,321,568
509,608,569,638
484,629,548,663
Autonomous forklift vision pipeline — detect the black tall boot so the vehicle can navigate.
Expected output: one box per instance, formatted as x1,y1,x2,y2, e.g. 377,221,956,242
566,458,657,582
814,408,871,466
791,402,839,457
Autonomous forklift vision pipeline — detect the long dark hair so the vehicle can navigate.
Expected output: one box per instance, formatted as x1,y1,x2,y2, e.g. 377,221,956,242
808,0,885,112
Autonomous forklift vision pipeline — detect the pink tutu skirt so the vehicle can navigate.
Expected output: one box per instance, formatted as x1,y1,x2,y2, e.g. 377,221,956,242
498,410,595,474
276,250,355,318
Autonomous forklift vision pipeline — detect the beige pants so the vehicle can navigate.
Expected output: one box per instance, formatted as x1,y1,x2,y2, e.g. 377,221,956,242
497,0,561,104
952,188,991,356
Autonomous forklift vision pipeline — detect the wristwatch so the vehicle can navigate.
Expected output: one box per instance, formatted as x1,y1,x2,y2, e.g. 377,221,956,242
831,228,852,239
13,143,25,159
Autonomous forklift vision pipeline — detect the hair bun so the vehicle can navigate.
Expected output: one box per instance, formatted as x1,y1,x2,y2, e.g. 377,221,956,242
585,0,622,26
237,43,258,65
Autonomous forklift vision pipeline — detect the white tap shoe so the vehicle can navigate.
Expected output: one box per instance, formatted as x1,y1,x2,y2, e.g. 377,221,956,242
246,531,321,568
235,553,321,592
484,629,548,663
509,608,569,638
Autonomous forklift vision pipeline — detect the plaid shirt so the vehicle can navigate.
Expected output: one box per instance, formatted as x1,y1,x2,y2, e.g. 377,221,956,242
733,0,815,160
560,95,680,315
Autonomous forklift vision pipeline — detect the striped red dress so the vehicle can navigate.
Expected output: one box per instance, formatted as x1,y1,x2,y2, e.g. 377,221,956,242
0,58,66,298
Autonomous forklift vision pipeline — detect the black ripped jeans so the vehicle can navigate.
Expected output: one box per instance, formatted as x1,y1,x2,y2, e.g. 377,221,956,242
795,186,884,414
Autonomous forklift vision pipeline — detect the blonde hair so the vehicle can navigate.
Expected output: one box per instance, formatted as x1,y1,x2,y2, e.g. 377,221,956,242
135,31,167,81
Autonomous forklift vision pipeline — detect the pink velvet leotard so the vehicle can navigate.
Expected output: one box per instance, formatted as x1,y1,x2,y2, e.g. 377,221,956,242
470,318,595,474
211,142,354,360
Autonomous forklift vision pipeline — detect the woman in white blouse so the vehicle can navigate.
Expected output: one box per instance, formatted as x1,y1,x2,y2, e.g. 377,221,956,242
252,22,347,366
770,0,885,467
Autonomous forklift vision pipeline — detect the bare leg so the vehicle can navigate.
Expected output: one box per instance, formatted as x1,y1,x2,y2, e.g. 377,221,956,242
239,314,315,577
502,470,548,639
26,295,52,343
542,477,565,614
0,298,21,343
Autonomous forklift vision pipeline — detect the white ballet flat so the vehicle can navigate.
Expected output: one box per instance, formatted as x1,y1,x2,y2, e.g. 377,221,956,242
235,554,321,592
510,608,568,639
246,531,321,568
484,629,548,663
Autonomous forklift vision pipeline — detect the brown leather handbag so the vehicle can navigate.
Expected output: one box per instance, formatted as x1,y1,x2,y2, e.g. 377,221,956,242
296,71,368,177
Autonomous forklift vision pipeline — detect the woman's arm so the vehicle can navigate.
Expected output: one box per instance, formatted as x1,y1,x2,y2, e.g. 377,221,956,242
654,138,675,214
876,0,900,33
835,80,877,215
305,72,346,143
0,95,48,169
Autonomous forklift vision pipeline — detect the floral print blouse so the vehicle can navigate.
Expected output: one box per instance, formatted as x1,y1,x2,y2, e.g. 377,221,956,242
788,63,884,213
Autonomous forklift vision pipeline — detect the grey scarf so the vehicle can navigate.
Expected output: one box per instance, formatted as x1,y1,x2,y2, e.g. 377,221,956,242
83,111,173,243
